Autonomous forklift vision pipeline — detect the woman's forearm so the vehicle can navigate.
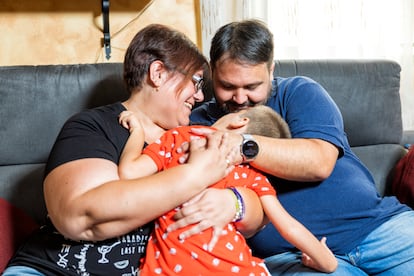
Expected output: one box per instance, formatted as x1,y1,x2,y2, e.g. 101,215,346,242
45,159,223,241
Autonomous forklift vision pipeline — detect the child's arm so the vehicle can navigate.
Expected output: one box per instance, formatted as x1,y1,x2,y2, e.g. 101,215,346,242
260,195,338,273
118,111,158,179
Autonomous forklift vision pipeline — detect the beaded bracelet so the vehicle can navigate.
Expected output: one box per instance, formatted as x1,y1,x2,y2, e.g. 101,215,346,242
227,187,245,222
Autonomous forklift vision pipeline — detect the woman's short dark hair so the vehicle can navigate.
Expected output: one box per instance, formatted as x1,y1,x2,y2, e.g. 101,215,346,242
210,19,274,71
124,24,208,93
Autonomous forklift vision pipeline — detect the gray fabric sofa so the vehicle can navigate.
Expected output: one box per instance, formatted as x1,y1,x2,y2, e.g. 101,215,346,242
0,60,410,269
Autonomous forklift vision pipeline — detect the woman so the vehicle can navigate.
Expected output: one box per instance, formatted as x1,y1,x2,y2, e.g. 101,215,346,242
3,24,263,275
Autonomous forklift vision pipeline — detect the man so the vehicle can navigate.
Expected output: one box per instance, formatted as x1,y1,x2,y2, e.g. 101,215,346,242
191,19,414,275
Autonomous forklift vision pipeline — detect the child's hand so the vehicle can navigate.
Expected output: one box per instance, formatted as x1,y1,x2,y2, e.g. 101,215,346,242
301,237,337,273
119,111,143,133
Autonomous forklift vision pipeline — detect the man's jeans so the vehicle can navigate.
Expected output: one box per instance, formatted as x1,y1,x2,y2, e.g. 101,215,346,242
265,210,414,276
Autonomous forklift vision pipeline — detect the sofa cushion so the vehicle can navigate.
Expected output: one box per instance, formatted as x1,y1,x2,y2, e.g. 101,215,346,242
352,144,407,196
0,164,47,225
0,198,38,272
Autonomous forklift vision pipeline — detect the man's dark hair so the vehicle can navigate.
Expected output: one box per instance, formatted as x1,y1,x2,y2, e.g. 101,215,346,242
210,19,274,71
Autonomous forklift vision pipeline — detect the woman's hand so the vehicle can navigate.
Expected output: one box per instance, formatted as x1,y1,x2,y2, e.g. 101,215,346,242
167,188,236,251
178,127,244,165
184,131,237,184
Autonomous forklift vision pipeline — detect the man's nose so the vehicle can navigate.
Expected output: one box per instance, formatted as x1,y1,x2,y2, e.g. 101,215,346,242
232,89,248,104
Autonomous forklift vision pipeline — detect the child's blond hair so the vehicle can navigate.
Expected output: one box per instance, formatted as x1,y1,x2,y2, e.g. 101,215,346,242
244,105,291,138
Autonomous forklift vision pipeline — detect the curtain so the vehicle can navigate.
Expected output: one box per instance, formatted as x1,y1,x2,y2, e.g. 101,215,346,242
199,0,414,130
199,0,241,57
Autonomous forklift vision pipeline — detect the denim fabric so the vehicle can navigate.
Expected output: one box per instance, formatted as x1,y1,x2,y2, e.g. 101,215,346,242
346,210,414,275
264,210,414,276
265,252,368,276
2,266,45,276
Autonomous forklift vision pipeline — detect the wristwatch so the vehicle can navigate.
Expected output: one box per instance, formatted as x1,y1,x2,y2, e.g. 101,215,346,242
240,134,259,162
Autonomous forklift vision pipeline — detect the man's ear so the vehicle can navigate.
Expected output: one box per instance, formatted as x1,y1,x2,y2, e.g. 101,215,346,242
149,60,166,87
269,61,275,79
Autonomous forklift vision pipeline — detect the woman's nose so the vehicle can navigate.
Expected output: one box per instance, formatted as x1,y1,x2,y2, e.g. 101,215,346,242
194,88,204,102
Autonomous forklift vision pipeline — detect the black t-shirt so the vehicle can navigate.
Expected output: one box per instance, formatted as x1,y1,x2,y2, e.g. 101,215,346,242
9,102,153,275
46,103,128,175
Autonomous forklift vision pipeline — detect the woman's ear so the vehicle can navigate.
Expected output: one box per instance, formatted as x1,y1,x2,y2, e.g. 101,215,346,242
149,60,166,87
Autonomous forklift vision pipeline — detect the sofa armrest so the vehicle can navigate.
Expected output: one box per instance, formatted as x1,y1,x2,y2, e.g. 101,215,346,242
0,198,39,272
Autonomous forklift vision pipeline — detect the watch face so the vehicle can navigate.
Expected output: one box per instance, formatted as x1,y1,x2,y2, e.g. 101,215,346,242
242,140,259,159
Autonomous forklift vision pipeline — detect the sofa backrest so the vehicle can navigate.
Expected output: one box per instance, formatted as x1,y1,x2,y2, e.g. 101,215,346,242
0,60,406,225
274,59,406,194
0,63,128,224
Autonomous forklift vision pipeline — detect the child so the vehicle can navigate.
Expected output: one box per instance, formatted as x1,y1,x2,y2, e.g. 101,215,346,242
119,105,337,275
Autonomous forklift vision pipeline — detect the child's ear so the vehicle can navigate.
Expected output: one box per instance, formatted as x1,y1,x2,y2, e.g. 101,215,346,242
228,117,249,130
